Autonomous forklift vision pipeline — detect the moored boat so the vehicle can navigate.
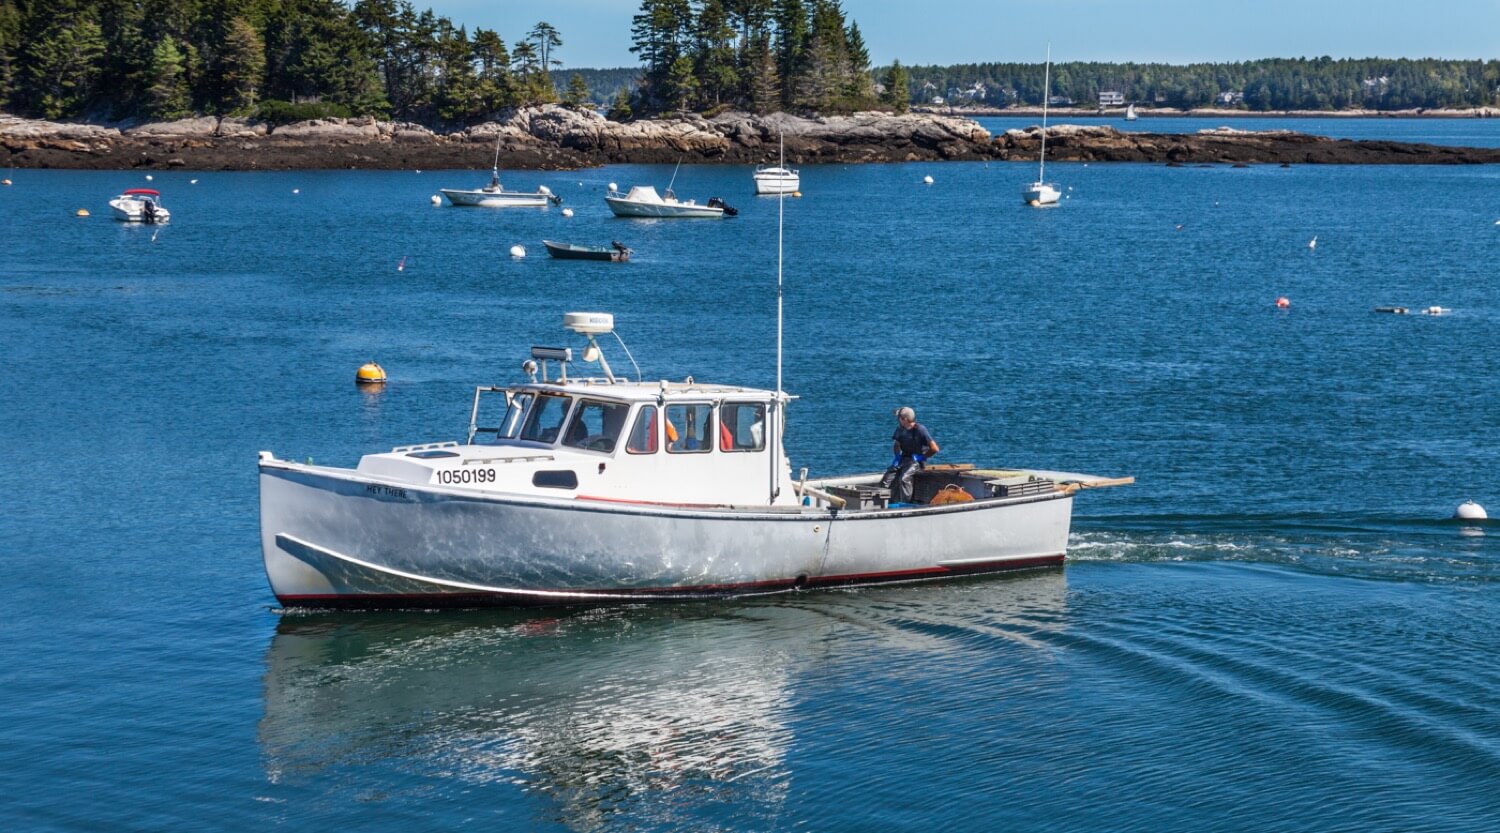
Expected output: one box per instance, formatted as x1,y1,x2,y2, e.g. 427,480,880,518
753,164,800,195
605,185,735,218
257,312,1129,610
109,188,171,223
441,136,560,207
1023,46,1062,208
441,170,560,207
543,240,632,262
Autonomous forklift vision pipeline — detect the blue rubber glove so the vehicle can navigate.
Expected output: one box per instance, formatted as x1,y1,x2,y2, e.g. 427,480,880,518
889,455,902,469
914,454,927,463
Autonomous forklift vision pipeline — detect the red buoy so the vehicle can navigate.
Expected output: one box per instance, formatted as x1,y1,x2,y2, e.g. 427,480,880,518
1275,297,1290,309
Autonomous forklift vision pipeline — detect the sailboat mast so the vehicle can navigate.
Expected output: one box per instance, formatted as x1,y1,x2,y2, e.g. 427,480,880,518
1039,44,1051,183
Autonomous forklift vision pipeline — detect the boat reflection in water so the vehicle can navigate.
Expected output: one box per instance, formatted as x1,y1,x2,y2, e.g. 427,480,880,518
258,571,1068,827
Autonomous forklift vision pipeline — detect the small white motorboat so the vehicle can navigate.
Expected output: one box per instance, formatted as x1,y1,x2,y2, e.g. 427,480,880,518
605,185,735,218
753,164,800,195
441,136,560,207
109,188,171,224
257,311,1129,609
441,168,560,207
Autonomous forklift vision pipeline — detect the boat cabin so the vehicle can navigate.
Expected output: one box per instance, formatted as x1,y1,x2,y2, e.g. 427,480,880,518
354,314,800,508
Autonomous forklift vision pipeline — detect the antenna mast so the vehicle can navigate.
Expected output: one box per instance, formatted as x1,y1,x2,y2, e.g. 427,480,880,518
771,132,786,504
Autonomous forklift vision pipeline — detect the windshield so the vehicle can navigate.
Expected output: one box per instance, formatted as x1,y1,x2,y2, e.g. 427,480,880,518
562,399,631,453
519,394,572,443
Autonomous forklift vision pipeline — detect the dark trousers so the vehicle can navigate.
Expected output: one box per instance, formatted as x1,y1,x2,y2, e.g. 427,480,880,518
880,458,921,503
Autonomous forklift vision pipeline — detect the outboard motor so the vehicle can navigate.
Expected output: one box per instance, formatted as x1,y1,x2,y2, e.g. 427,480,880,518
707,197,737,217
142,200,157,224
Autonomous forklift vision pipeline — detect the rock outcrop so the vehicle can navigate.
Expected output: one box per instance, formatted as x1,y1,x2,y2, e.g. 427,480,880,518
4,108,1500,170
993,124,1500,165
0,106,994,170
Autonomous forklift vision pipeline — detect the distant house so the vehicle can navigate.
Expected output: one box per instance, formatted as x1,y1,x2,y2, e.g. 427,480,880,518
1098,90,1125,106
931,95,945,105
1361,76,1390,95
1047,94,1073,107
1215,91,1245,105
961,82,988,101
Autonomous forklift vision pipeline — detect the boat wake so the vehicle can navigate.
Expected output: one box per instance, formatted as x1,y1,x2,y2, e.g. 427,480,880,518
1069,511,1498,583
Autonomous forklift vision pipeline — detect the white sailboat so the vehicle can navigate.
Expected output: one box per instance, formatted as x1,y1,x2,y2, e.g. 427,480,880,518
1125,103,1138,121
1023,45,1062,208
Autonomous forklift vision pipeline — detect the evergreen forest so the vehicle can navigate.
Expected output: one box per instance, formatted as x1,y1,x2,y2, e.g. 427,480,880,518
0,0,1494,125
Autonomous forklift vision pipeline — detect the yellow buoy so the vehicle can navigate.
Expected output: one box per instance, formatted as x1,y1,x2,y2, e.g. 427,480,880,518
76,209,90,217
355,362,387,385
793,191,802,198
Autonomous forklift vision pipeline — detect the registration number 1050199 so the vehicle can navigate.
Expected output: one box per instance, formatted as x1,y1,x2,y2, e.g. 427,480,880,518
434,467,497,485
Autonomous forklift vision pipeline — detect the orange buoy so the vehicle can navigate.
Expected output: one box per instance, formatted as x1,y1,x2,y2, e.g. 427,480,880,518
355,362,387,385
1275,297,1290,309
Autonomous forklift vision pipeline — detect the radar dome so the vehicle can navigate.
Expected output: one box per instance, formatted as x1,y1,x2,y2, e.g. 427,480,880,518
564,312,614,335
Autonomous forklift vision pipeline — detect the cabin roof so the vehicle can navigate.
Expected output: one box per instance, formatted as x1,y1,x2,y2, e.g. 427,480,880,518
513,379,788,403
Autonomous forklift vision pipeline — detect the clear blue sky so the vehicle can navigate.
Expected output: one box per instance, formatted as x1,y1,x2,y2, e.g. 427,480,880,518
426,1,1499,68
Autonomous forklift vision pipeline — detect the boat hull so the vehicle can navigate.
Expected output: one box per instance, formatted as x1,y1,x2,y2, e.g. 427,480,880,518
605,197,725,219
109,200,171,223
543,240,628,261
442,189,551,207
259,461,1073,609
754,176,800,195
1023,185,1061,206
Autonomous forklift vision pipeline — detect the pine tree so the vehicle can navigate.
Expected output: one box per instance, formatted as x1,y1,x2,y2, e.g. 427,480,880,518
218,17,265,113
528,21,562,73
563,73,590,108
146,37,191,119
0,0,20,107
21,12,107,118
745,35,779,114
881,59,909,113
607,87,632,121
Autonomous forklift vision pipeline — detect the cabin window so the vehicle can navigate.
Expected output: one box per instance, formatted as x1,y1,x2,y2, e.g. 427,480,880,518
497,392,534,439
533,470,578,489
562,399,630,453
719,402,766,452
626,405,659,454
519,394,572,443
665,404,712,454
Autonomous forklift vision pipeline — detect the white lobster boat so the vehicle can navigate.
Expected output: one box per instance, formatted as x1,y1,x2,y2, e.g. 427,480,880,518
257,312,1129,609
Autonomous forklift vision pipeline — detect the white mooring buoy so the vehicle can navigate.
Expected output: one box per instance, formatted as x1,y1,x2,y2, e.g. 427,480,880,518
430,194,441,206
608,182,618,192
1454,500,1488,520
562,208,574,217
923,175,934,184
509,245,526,258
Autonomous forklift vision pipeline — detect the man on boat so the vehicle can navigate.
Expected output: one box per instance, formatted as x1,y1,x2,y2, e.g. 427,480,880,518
881,406,939,504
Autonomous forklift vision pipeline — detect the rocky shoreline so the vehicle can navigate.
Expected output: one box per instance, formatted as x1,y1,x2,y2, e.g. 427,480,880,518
4,106,1500,170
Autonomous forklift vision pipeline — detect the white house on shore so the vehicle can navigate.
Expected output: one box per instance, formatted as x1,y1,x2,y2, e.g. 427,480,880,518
1098,91,1125,107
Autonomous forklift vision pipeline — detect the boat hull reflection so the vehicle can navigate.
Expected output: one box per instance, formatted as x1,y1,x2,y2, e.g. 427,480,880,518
259,572,1069,826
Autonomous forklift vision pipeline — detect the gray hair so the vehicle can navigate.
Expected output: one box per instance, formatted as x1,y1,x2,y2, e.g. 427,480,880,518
895,406,916,421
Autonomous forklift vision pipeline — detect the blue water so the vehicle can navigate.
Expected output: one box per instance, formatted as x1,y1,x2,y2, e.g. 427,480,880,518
976,114,1500,147
4,132,1500,830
